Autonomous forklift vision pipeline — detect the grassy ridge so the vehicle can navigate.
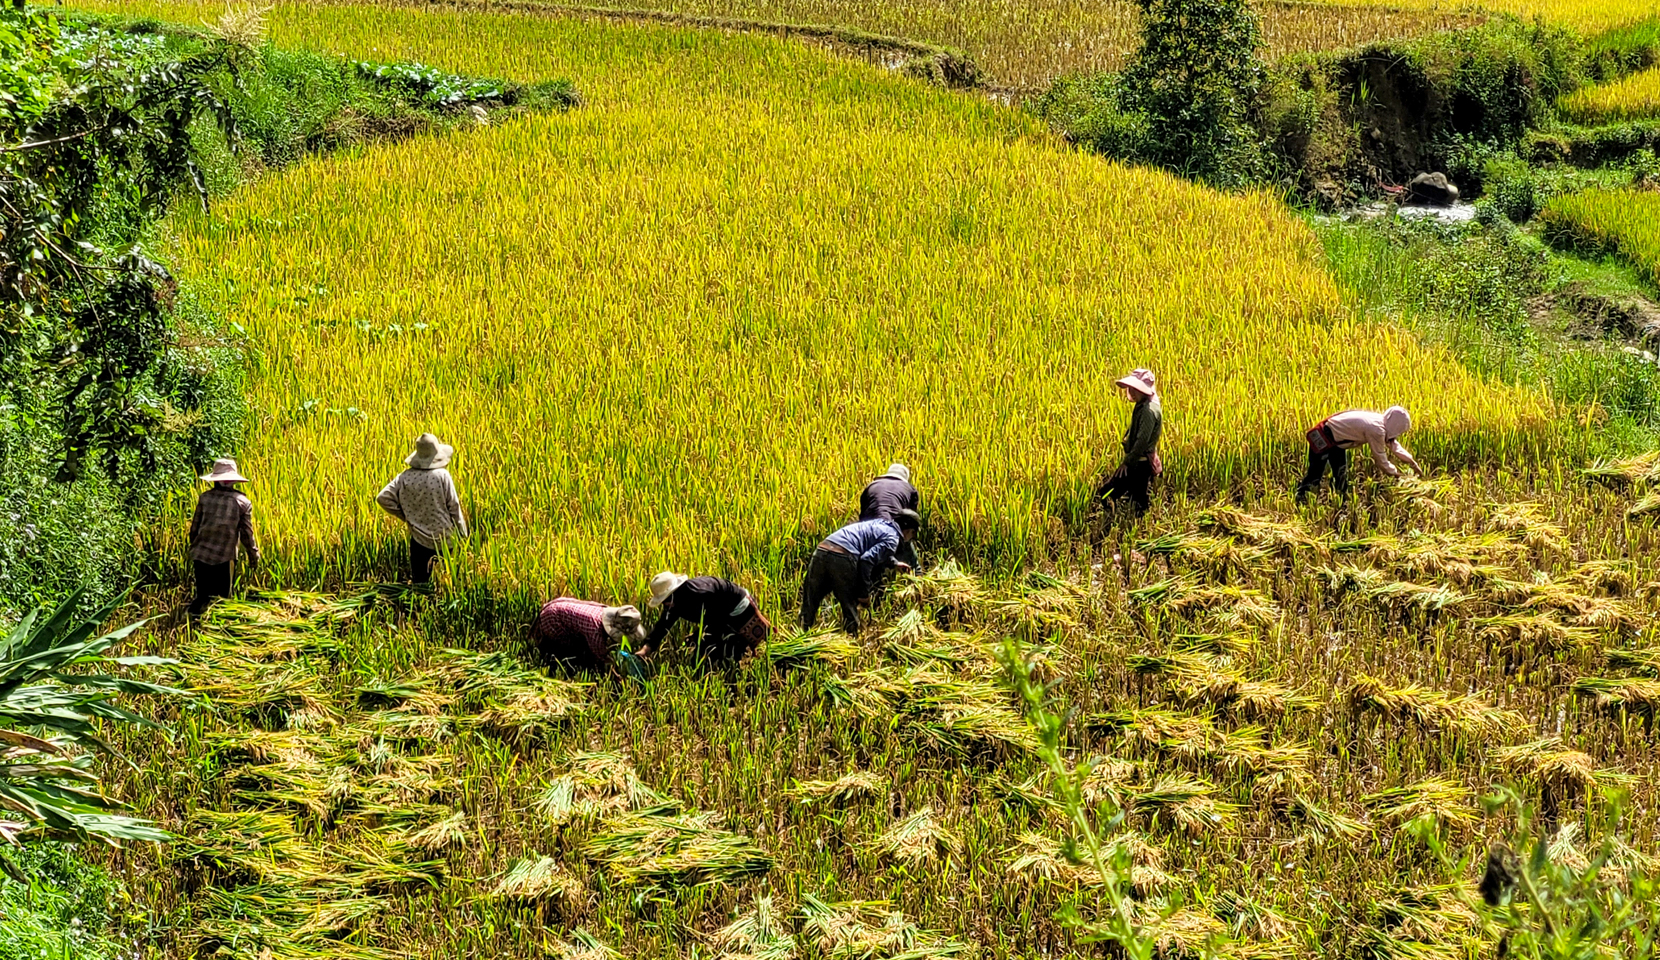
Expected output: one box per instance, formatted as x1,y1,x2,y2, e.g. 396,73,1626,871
107,4,1551,608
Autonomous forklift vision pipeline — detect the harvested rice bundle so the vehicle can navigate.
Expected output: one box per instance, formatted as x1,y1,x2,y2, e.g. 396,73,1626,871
1322,565,1390,595
1080,756,1145,809
1135,904,1228,956
1493,738,1631,814
552,929,621,960
1087,707,1219,758
828,663,1036,754
1136,534,1271,573
1362,581,1473,615
798,895,968,960
1005,832,1170,896
1196,505,1319,554
1167,584,1282,628
1571,560,1636,596
866,807,961,866
583,808,773,886
1137,655,1315,719
536,752,673,826
1172,632,1257,657
1582,451,1660,488
1523,588,1638,631
1475,614,1597,655
1362,779,1477,831
1131,774,1236,834
1377,532,1521,585
1571,676,1660,714
487,855,583,903
1347,676,1522,737
1212,729,1311,779
403,810,468,855
765,628,860,669
889,560,983,623
1486,501,1567,553
1627,492,1660,519
1213,891,1298,941
712,897,798,960
1278,796,1367,841
477,685,588,744
181,657,332,728
1373,884,1481,944
788,771,886,807
1606,645,1660,675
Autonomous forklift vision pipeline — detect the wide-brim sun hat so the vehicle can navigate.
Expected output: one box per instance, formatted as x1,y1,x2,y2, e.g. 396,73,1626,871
602,604,645,639
648,571,689,607
200,458,250,483
1115,368,1157,398
405,432,454,469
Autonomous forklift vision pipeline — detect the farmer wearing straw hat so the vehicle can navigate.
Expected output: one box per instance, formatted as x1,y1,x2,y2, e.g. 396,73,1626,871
1295,406,1420,503
188,458,261,616
859,463,922,570
641,572,771,663
801,509,921,634
531,598,646,673
1097,368,1163,516
375,433,468,584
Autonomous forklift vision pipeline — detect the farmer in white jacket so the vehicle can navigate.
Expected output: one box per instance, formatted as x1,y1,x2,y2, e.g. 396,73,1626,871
1295,406,1420,503
376,433,468,583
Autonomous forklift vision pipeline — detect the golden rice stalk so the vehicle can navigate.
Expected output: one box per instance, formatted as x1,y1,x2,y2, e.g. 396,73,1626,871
889,560,983,622
866,807,961,866
1522,586,1638,631
1137,534,1271,572
1279,796,1368,840
1485,501,1567,553
489,855,583,903
1322,564,1390,595
551,929,621,960
879,609,938,646
1088,707,1218,756
1131,774,1236,835
765,628,860,669
1213,891,1298,941
1362,581,1473,615
1172,632,1257,657
1196,505,1319,553
1475,614,1597,654
1347,676,1522,737
1582,450,1660,488
583,809,773,886
1374,884,1481,943
1571,560,1636,596
788,771,885,807
1080,756,1144,809
1388,476,1455,516
535,752,672,826
712,896,798,960
405,810,468,855
1627,492,1660,519
1606,645,1660,676
1214,729,1311,779
1571,676,1660,714
1136,905,1227,956
798,895,967,960
1362,780,1477,830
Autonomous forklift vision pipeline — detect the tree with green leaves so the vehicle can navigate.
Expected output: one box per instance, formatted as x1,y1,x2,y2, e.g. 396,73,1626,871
0,589,178,868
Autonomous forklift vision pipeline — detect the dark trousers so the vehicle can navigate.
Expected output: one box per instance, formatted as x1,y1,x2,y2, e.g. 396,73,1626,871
190,561,232,615
1100,459,1156,515
410,539,438,584
1296,444,1350,501
801,547,867,634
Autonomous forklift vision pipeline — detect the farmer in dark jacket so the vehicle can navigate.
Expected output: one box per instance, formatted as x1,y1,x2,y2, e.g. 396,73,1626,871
801,509,921,634
642,572,771,663
1097,368,1163,516
859,463,921,569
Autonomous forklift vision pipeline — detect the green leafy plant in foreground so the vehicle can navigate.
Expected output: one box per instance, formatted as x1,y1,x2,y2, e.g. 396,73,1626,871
0,588,178,855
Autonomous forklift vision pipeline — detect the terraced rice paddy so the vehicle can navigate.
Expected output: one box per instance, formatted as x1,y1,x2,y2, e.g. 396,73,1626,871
1561,63,1660,122
115,471,1660,959
1540,188,1660,287
86,3,1544,605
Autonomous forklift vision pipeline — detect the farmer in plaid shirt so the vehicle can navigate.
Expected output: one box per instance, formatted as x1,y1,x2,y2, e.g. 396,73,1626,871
188,458,261,615
530,598,645,672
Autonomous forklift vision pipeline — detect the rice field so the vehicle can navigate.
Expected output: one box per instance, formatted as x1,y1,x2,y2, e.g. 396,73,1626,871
91,2,1547,604
1540,188,1660,287
1561,64,1660,122
110,470,1660,959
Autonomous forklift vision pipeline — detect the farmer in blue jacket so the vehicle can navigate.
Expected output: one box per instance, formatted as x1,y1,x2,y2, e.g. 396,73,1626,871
800,509,921,634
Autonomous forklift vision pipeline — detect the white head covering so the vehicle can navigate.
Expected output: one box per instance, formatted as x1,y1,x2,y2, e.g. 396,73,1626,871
882,463,911,484
1383,406,1411,439
601,605,645,642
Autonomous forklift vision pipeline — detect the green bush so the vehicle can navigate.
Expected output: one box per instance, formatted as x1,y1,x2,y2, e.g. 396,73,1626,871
0,846,122,960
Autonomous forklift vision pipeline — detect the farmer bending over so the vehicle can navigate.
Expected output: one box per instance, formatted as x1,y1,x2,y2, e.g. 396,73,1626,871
1296,406,1420,503
531,598,645,673
376,433,468,584
860,462,921,570
188,458,261,616
1097,368,1163,516
642,571,772,663
801,508,921,634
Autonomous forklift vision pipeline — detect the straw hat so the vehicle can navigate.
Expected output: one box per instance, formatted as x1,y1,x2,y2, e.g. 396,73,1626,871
1115,368,1157,398
405,433,454,469
200,458,250,484
601,605,645,641
648,571,689,607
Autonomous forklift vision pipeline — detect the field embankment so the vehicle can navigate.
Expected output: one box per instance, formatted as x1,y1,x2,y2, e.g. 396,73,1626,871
78,3,1548,607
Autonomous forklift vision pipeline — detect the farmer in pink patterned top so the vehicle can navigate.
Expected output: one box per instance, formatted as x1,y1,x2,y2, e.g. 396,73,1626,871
531,598,645,672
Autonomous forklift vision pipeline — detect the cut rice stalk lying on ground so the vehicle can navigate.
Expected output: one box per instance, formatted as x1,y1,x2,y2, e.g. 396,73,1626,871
1571,560,1636,596
1475,614,1598,655
1195,505,1320,554
1362,581,1474,615
1493,739,1632,800
764,628,860,669
1486,501,1568,553
1279,795,1368,841
1627,492,1660,519
1363,780,1478,831
487,855,583,903
582,808,773,886
711,896,798,960
1004,831,1172,896
404,810,468,855
1347,676,1522,737
1571,676,1660,714
866,807,961,866
798,895,968,960
1522,585,1638,631
1582,451,1660,488
1131,774,1237,835
1136,534,1271,573
889,561,983,623
535,752,674,826
1373,884,1482,945
1606,645,1660,675
788,771,885,807
552,929,622,960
